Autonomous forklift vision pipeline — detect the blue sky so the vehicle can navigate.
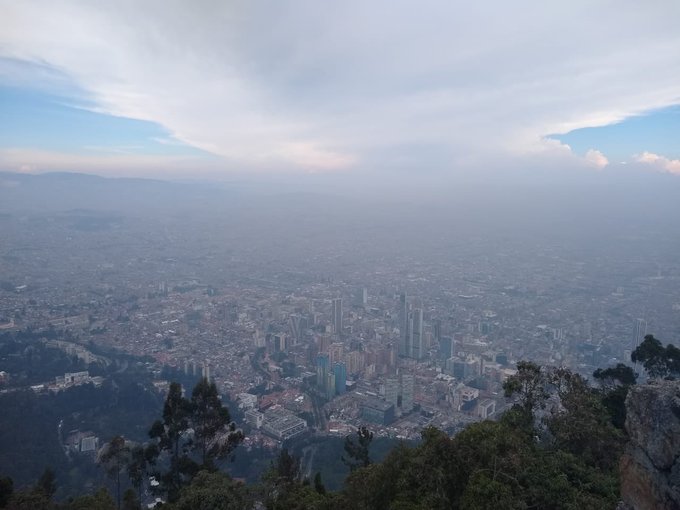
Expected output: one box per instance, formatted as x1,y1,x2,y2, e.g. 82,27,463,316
554,106,680,162
0,1,679,179
0,85,207,157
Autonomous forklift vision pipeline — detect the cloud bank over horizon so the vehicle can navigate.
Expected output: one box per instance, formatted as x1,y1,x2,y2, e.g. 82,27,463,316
1,1,679,179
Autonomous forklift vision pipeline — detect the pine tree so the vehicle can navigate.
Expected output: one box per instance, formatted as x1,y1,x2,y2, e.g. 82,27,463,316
632,334,680,379
190,377,243,470
148,379,243,502
36,468,57,500
148,382,193,502
342,426,373,471
99,436,130,510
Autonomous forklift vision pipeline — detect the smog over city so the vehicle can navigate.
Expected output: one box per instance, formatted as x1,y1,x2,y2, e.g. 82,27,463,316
1,2,680,509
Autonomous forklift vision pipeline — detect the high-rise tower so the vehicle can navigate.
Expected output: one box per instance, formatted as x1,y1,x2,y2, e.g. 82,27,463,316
401,373,414,413
399,292,409,356
355,287,368,307
332,298,343,335
334,362,347,395
317,353,330,392
385,377,399,407
632,318,647,365
439,336,454,360
288,314,303,345
411,308,424,359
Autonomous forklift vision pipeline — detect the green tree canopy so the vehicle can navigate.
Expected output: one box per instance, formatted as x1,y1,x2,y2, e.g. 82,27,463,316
502,361,548,421
342,426,373,472
593,363,637,387
148,379,243,502
35,468,56,501
190,378,243,470
632,334,680,379
593,363,637,429
63,488,116,510
166,471,251,510
148,382,194,502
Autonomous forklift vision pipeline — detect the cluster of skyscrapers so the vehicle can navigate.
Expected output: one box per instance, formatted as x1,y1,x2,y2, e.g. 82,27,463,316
384,373,415,413
316,353,347,399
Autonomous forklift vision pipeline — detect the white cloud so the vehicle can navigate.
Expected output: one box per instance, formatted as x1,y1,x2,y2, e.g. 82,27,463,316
584,149,609,169
634,151,680,175
0,1,679,176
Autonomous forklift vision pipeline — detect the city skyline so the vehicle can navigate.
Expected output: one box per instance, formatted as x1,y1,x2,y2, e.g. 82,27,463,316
1,4,680,507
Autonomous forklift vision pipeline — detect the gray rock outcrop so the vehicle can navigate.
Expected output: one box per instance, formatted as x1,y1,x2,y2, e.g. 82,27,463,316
620,380,680,510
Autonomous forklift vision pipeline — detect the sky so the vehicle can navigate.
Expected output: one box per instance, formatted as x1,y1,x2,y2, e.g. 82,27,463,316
0,1,679,181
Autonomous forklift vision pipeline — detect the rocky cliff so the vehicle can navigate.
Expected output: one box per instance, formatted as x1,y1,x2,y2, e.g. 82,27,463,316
620,380,680,510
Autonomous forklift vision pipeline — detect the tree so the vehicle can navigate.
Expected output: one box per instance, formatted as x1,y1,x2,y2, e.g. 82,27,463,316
545,370,623,470
313,472,325,495
502,361,548,425
121,488,140,510
125,445,154,505
274,448,301,485
36,468,56,501
261,449,333,510
593,364,637,429
342,426,373,471
0,476,13,508
149,382,194,502
4,490,52,510
593,364,637,388
99,436,130,510
168,471,251,510
262,448,303,510
148,380,243,502
460,472,523,510
632,334,680,379
190,378,243,470
63,488,116,510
